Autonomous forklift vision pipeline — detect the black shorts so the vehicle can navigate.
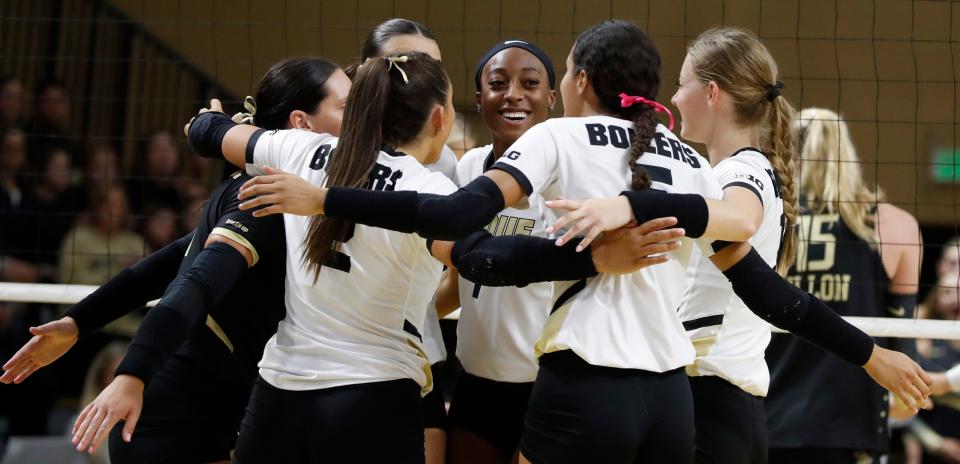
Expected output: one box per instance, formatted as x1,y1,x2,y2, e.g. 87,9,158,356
448,371,534,454
233,376,424,464
423,363,448,430
108,329,252,463
689,375,767,464
767,448,880,464
520,350,694,464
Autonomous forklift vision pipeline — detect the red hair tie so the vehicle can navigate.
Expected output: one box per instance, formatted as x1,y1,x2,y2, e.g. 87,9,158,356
618,93,674,131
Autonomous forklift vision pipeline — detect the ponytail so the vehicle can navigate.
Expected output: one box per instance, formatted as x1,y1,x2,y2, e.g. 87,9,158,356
628,108,658,190
302,52,449,281
765,96,799,275
303,58,391,281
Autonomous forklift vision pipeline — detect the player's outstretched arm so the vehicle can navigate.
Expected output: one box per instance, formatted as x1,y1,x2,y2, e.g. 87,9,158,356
72,374,144,454
113,236,252,387
547,189,760,250
710,242,932,412
1,317,78,384
429,217,683,287
238,166,529,242
0,233,193,385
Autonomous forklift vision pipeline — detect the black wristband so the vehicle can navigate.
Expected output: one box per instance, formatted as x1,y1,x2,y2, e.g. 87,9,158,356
723,248,874,366
65,233,192,337
187,111,236,159
451,230,597,286
620,190,709,238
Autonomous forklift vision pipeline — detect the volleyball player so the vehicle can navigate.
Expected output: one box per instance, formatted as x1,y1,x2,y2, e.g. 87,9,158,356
764,107,923,464
233,20,931,463
187,48,681,462
352,22,457,458
2,57,351,462
446,39,559,463
664,27,797,464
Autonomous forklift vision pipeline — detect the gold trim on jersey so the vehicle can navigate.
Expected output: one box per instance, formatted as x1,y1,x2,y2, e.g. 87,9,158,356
534,304,573,357
685,336,717,377
210,226,260,266
205,315,235,353
404,337,433,396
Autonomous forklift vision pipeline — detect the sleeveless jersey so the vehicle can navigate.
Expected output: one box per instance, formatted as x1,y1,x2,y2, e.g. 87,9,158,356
766,204,891,451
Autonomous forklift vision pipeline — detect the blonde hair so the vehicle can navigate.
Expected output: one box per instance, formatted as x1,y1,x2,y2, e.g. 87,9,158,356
794,107,884,244
687,27,799,275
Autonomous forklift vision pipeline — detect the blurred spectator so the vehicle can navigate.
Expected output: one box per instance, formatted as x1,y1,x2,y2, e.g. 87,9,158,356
906,272,960,464
127,130,182,214
937,238,960,281
141,206,178,253
57,184,144,286
66,143,120,216
179,194,206,234
0,127,41,283
24,79,72,169
0,76,24,129
21,147,76,270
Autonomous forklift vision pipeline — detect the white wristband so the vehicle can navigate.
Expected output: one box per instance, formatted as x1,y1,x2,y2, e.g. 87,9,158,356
947,364,960,393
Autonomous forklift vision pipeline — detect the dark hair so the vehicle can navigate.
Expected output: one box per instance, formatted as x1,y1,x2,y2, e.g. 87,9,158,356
346,19,438,77
304,52,449,280
573,20,661,190
254,57,340,130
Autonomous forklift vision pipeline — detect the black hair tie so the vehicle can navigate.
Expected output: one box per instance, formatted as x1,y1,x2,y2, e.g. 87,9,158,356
766,81,784,102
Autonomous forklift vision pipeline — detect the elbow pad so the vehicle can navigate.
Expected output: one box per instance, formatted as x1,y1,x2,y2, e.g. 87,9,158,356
115,242,247,385
325,176,505,241
620,190,709,238
451,229,597,287
723,248,874,366
187,111,236,159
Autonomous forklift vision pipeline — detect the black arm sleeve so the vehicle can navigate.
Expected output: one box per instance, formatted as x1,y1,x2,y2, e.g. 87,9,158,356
186,111,236,159
324,175,505,241
884,292,919,358
722,248,875,366
450,230,597,287
64,232,193,337
115,242,247,385
620,190,709,238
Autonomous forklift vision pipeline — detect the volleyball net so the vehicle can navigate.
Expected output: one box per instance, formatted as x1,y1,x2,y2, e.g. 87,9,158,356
1,282,958,341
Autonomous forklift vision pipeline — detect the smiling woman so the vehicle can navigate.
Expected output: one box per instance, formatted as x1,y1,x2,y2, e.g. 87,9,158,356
444,39,559,464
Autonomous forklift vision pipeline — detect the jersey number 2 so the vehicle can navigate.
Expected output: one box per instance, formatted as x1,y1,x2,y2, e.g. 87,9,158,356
324,223,356,273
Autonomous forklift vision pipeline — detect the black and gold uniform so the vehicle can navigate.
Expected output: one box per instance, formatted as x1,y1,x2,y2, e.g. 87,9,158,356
66,171,286,463
765,205,896,464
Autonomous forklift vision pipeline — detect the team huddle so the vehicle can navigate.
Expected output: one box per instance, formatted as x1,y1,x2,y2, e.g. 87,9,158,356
0,18,936,464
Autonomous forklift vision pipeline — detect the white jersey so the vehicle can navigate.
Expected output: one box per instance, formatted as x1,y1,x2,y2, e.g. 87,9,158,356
245,129,456,393
420,144,459,364
678,148,784,396
494,116,723,372
454,144,553,383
